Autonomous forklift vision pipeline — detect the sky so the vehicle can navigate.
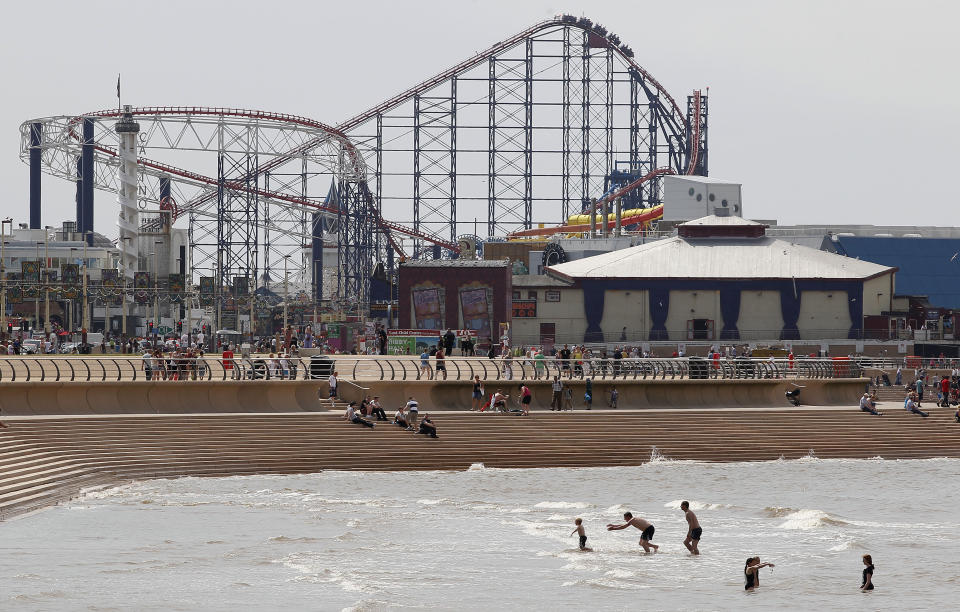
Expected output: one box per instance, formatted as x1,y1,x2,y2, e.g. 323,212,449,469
1,0,958,239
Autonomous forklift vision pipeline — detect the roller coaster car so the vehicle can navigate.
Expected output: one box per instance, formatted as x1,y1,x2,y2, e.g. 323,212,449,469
561,14,577,23
541,243,568,268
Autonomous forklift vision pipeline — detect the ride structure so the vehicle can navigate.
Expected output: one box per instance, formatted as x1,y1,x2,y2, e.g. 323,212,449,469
19,15,706,312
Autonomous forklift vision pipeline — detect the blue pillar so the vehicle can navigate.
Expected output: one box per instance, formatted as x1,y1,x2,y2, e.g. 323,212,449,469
75,157,82,228
29,122,42,229
80,118,95,244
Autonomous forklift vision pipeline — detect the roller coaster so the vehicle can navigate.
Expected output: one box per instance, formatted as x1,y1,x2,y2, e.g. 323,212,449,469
19,15,706,310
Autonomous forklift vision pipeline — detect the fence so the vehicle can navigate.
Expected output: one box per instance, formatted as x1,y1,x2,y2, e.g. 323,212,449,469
0,356,872,383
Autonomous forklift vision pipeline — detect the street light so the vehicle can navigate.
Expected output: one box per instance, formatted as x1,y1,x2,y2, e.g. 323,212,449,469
35,241,42,332
120,236,131,342
0,217,12,336
44,226,52,335
283,254,291,339
154,240,163,340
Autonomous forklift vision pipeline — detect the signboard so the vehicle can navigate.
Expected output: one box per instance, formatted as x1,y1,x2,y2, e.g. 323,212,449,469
511,299,537,318
233,276,249,297
459,288,490,339
61,263,80,286
412,288,442,329
101,269,118,288
20,261,39,283
168,273,184,296
199,276,214,306
387,328,441,354
134,271,150,304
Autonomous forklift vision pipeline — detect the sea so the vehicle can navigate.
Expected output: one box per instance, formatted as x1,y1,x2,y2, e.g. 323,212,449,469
2,456,958,611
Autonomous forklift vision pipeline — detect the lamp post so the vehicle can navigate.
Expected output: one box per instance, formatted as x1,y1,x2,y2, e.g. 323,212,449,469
44,226,52,335
0,217,12,336
35,241,42,332
154,240,163,340
81,231,91,332
283,254,290,336
70,246,79,333
120,236,130,340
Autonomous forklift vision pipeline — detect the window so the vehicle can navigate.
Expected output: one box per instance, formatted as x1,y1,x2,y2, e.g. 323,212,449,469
545,290,561,302
512,290,521,300
527,290,537,300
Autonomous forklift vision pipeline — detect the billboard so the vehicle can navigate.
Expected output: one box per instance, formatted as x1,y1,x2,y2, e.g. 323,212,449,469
199,276,214,306
61,263,80,286
459,288,491,339
20,260,39,283
412,287,442,330
512,299,537,318
134,271,150,304
101,269,118,288
168,273,184,297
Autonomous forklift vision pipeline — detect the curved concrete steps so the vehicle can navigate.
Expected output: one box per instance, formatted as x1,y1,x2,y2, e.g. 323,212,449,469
1,408,958,520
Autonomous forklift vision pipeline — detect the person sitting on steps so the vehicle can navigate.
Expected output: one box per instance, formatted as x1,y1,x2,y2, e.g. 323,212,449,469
418,413,439,438
344,401,375,428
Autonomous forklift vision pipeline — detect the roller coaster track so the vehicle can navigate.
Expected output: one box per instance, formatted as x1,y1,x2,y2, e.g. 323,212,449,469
61,107,458,252
174,16,692,251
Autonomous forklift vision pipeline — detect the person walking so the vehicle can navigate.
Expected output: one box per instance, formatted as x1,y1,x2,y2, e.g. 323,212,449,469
420,349,432,380
435,346,447,380
471,375,484,411
518,382,532,416
550,376,563,410
328,371,339,400
584,377,593,410
405,396,420,431
680,501,702,555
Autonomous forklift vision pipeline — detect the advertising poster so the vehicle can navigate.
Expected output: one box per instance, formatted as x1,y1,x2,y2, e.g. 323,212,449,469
134,271,150,304
459,288,491,339
62,263,80,286
21,260,39,283
6,273,22,302
233,276,249,297
168,273,184,296
199,276,214,307
101,269,118,288
387,329,443,354
412,288,442,330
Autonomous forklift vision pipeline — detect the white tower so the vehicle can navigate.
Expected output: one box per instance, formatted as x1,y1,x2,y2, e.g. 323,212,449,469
115,105,139,281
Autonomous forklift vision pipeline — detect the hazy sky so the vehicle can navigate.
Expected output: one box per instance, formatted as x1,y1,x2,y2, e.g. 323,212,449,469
1,0,958,238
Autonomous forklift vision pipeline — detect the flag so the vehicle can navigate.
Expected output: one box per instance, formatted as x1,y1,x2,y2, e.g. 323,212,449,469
117,74,121,101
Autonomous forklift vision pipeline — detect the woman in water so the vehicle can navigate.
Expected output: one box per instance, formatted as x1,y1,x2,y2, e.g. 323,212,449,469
744,556,774,591
860,554,875,591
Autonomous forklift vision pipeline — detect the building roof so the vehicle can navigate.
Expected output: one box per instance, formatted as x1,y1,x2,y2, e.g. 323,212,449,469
546,234,895,282
400,259,508,268
511,274,573,287
824,235,960,308
678,215,764,227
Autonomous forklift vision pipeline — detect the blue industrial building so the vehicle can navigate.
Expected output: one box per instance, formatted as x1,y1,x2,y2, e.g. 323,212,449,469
821,236,960,309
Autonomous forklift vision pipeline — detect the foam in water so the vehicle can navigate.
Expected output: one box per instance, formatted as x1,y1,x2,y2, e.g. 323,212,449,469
777,509,848,530
663,499,730,511
467,463,485,471
534,501,590,510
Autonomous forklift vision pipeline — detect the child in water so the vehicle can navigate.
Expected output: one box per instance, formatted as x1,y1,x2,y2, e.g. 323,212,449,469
571,518,591,551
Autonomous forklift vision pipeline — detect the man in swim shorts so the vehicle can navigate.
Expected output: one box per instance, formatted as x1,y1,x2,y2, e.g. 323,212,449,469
680,501,702,555
607,511,659,553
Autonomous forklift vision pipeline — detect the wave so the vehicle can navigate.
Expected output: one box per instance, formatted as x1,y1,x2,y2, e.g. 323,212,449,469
467,462,485,471
777,509,848,530
534,501,590,510
762,506,799,518
663,499,732,511
268,536,322,543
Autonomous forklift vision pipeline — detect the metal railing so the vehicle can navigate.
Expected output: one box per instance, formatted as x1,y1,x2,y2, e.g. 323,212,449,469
0,356,867,383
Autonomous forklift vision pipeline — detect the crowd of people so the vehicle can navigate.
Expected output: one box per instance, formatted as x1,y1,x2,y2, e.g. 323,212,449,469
342,393,438,438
